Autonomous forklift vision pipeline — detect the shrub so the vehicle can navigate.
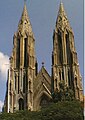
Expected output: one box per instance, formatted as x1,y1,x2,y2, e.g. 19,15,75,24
0,100,83,120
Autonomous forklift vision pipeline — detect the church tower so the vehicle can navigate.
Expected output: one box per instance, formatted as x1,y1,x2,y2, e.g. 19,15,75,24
3,1,83,113
4,3,36,113
52,2,83,101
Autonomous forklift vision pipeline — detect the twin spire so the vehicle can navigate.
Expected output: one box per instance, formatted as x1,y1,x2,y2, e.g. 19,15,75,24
18,1,71,35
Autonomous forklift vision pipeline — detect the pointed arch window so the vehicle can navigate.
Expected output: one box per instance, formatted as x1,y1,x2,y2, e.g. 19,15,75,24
57,30,63,64
66,31,72,64
59,71,61,81
40,94,49,109
19,98,24,110
24,38,28,67
26,71,28,91
23,75,26,93
16,39,20,68
23,76,25,93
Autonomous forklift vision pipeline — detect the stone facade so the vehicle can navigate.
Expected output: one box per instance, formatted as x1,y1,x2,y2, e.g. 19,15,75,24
3,2,83,113
51,3,83,101
33,65,52,111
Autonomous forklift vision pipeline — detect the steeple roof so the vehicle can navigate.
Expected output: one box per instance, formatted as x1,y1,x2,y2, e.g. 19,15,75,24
55,2,72,31
58,2,67,17
17,3,33,36
21,2,29,19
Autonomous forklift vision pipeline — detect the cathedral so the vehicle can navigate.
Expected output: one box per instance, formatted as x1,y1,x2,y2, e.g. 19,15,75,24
3,2,83,113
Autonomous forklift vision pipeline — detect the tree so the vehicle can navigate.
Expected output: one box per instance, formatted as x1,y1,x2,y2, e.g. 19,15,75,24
0,101,83,120
52,81,75,102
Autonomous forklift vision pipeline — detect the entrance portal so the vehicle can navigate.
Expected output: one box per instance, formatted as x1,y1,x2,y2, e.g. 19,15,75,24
40,94,49,108
19,98,24,110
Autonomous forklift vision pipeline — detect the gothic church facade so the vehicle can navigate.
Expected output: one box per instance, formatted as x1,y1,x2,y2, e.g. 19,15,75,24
3,2,83,113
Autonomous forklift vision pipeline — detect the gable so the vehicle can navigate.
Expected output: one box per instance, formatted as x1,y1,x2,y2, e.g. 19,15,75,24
34,67,51,93
33,67,52,111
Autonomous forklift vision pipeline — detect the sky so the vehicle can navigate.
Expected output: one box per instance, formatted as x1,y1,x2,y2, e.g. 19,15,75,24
0,0,84,112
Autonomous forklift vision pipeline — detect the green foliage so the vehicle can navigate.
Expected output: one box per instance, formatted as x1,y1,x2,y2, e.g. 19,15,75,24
0,82,83,120
0,101,84,120
52,81,75,102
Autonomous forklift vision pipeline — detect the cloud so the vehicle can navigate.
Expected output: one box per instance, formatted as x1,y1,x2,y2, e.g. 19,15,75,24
0,52,9,80
0,100,4,112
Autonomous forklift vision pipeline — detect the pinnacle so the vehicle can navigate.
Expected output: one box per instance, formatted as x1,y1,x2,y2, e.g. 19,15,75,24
55,2,71,31
17,3,33,36
58,2,66,16
21,3,29,22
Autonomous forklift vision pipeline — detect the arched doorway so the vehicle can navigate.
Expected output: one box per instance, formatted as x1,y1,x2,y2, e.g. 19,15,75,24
19,98,24,110
40,94,49,109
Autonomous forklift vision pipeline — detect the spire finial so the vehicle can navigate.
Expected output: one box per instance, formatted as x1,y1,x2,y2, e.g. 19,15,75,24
59,1,64,13
42,62,45,67
60,0,62,3
24,0,27,2
24,0,27,4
